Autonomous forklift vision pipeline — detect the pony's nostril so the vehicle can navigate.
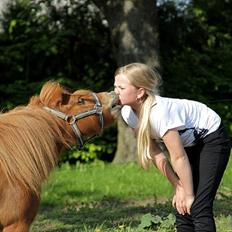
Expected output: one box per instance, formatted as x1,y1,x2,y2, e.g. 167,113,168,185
109,91,120,98
108,91,116,97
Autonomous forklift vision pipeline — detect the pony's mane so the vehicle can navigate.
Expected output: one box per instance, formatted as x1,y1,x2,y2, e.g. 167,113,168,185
0,82,74,196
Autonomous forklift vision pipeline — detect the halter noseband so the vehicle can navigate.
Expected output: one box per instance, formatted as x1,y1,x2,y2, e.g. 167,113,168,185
43,92,104,149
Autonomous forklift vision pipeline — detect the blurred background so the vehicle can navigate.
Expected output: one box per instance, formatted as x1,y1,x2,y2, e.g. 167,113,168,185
0,0,231,165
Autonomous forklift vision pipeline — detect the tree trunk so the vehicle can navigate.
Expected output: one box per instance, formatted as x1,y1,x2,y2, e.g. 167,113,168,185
0,0,9,32
94,0,160,163
0,0,8,15
113,114,138,163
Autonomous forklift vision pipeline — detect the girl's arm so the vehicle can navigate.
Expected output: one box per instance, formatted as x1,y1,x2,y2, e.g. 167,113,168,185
162,128,194,214
150,140,180,187
149,140,190,214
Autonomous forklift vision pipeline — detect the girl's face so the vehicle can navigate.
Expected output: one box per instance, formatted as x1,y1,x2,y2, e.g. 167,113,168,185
114,74,144,109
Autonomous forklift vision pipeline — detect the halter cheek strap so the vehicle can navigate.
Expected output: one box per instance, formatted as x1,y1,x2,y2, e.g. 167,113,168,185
43,92,104,149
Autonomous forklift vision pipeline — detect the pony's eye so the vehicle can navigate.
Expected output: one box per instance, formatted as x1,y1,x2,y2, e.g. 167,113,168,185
77,97,85,104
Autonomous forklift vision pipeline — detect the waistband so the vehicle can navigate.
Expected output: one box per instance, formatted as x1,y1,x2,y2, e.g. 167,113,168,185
202,122,231,146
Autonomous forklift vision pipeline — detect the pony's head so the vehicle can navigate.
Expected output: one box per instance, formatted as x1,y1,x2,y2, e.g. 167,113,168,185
29,81,120,147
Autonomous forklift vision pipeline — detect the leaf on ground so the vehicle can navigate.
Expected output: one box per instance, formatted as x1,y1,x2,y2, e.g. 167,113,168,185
138,213,162,229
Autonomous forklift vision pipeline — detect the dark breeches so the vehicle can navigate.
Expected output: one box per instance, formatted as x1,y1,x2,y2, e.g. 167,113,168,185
175,123,231,232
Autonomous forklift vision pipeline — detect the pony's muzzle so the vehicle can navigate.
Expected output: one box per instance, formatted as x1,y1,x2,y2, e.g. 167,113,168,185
108,91,121,117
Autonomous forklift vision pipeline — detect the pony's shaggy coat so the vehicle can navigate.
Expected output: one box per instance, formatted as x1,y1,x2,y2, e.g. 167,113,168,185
0,81,118,232
0,107,70,196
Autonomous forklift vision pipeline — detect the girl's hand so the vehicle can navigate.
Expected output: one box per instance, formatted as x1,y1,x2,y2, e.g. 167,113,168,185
172,184,194,215
172,184,186,215
185,194,195,214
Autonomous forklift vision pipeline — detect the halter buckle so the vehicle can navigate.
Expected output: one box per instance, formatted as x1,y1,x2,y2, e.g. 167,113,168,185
66,115,76,125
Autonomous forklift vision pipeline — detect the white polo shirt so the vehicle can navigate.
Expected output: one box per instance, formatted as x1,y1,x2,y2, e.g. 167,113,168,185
121,96,221,147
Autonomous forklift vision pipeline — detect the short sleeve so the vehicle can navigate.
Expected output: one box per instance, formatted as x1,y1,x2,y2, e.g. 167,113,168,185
121,105,138,129
150,104,185,138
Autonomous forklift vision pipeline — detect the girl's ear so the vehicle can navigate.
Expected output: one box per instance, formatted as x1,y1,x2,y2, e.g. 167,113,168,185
137,87,146,99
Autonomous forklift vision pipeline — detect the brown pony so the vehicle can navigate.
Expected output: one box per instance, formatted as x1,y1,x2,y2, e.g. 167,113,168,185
0,81,120,232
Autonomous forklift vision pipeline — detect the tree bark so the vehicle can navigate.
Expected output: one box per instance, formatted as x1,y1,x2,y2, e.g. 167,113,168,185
113,114,138,163
0,0,10,32
0,0,8,32
94,0,160,163
0,0,8,15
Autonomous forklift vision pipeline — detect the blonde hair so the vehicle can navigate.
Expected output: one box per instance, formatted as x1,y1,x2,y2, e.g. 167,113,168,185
115,63,162,169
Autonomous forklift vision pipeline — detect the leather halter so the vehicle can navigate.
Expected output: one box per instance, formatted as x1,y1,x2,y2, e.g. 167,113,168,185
43,92,104,149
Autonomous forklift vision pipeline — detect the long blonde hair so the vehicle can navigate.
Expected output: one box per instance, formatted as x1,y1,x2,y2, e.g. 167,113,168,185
115,63,162,169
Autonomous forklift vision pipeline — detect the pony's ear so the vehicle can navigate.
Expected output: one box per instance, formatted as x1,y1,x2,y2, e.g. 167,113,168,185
39,81,63,107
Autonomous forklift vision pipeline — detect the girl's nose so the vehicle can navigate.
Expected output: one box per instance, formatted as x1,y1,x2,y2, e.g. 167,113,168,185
114,87,119,95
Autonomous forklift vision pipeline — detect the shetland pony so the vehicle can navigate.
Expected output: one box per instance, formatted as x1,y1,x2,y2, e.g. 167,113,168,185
0,81,120,232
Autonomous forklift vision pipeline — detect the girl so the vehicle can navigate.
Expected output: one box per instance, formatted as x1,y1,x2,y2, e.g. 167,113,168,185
114,62,231,232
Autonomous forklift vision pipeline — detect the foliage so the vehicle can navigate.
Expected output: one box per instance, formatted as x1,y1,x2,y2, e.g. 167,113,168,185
138,213,175,231
0,0,115,109
158,0,232,134
60,125,117,164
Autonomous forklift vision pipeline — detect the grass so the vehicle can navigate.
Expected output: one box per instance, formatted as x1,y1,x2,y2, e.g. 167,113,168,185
31,156,232,232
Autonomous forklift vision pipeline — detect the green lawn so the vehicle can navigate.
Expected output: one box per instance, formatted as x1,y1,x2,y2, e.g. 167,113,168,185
31,156,232,232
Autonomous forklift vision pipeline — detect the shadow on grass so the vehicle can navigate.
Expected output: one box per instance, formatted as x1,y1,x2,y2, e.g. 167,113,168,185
32,190,232,232
214,191,232,216
32,192,172,231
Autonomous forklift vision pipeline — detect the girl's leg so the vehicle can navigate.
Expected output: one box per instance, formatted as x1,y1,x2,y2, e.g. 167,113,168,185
190,145,229,231
191,125,230,232
176,124,231,232
175,212,194,232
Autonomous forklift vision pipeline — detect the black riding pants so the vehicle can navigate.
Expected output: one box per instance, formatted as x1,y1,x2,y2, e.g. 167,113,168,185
175,123,231,232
